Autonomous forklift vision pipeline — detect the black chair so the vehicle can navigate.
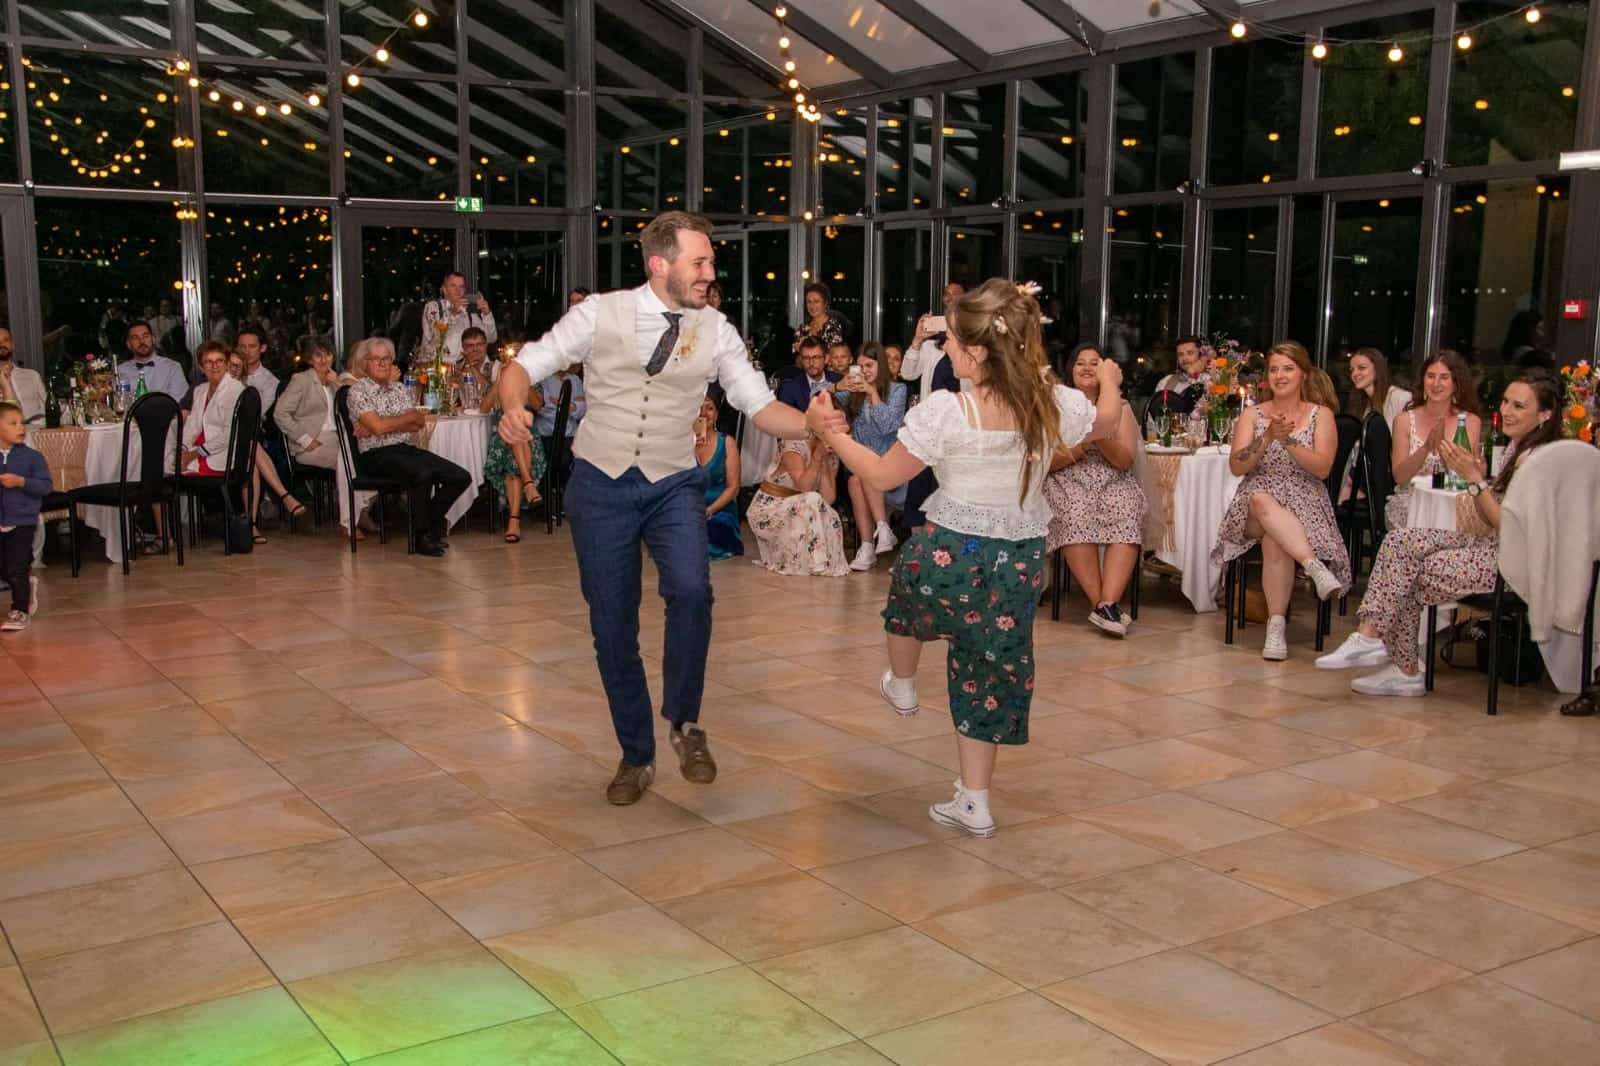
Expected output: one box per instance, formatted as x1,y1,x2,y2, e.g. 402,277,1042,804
1424,561,1599,716
1330,411,1395,613
179,387,260,550
1145,387,1197,423
264,396,335,531
332,384,411,555
67,392,185,576
40,491,79,578
543,378,574,535
1050,548,1142,623
1223,547,1333,651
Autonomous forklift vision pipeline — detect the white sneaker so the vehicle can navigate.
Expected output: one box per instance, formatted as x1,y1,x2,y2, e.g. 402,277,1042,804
1,610,28,632
1262,615,1288,661
1316,631,1389,670
873,523,898,554
929,781,995,838
879,670,919,716
1352,664,1426,697
1303,558,1342,601
850,542,878,572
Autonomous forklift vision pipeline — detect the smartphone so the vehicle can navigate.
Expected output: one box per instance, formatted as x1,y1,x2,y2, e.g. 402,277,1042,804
464,291,479,308
693,416,708,438
924,314,948,334
847,365,863,379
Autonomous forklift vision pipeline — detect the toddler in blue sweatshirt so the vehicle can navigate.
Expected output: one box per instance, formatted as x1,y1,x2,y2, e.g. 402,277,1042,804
0,402,51,629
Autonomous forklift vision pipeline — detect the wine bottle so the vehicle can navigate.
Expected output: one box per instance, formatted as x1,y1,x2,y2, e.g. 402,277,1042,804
1484,412,1507,480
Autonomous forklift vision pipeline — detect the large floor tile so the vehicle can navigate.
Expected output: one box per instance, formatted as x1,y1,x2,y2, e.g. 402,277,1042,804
1184,770,1379,828
347,1013,616,1066
1287,750,1469,803
0,967,49,1052
866,991,1161,1066
948,815,1167,886
0,869,221,963
1063,858,1301,945
1438,844,1600,931
189,837,404,921
0,827,178,903
1355,975,1600,1066
659,870,899,962
52,987,339,1066
723,801,932,869
811,842,1034,923
1073,792,1279,855
417,856,642,939
359,812,560,883
1298,806,1524,875
1220,1022,1439,1066
1488,938,1600,1022
1403,780,1600,846
579,827,792,902
1187,830,1420,907
153,795,347,865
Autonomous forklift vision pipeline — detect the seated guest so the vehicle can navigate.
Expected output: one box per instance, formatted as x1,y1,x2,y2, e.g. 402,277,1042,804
696,389,743,560
236,326,279,415
225,350,306,541
1044,344,1148,636
777,335,841,411
117,320,189,400
338,338,370,386
1387,349,1481,531
1346,347,1412,425
181,341,243,477
482,334,545,544
349,339,471,557
841,343,908,570
275,336,340,470
567,286,591,309
1317,372,1560,695
1155,334,1206,396
825,341,854,378
454,326,496,392
1214,341,1350,660
883,343,904,381
0,329,44,430
705,281,724,312
748,434,848,576
536,363,586,477
791,281,847,353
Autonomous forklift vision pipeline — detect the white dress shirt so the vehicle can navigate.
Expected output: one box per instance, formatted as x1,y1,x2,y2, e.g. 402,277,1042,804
244,364,279,416
116,353,189,401
514,285,775,417
422,299,498,363
898,337,971,399
1,364,46,425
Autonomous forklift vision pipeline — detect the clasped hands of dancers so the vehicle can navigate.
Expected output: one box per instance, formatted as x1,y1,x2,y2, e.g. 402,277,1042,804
495,210,1119,835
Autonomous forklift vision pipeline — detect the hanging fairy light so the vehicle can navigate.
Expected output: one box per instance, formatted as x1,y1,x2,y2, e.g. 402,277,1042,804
771,5,819,123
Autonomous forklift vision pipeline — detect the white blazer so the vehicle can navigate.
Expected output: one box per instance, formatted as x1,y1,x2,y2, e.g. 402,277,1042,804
182,374,245,468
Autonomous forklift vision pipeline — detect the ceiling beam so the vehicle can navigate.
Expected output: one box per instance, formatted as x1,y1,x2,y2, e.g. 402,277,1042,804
874,0,992,72
755,2,895,88
1016,0,1106,55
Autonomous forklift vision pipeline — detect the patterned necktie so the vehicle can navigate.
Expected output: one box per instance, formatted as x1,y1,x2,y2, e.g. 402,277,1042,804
645,312,682,377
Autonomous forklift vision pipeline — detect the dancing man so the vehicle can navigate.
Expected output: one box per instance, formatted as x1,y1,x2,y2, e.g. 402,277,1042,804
498,212,829,805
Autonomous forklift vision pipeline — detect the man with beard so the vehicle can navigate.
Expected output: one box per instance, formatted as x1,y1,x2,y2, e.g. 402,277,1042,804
498,211,832,806
115,321,189,401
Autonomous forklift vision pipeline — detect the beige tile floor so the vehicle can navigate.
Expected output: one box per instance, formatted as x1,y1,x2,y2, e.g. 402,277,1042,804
1,524,1598,1065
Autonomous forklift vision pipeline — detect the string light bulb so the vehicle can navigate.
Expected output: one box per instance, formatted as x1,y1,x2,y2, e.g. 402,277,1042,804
784,60,795,72
279,102,292,115
788,77,799,89
375,47,390,62
1387,43,1404,62
1456,32,1472,50
1311,40,1328,60
346,72,361,87
778,36,790,48
412,11,430,28
1525,6,1541,23
306,92,321,107
775,5,787,16
1230,21,1246,39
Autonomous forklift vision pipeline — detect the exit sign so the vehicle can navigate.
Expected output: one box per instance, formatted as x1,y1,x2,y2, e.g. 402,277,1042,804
454,196,483,213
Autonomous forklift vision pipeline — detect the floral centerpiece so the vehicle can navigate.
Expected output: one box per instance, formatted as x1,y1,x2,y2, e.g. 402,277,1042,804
1198,333,1259,440
1559,360,1597,443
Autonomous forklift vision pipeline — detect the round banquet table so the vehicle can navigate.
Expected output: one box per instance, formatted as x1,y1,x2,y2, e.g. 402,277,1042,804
336,412,490,532
1146,445,1243,613
1404,476,1463,532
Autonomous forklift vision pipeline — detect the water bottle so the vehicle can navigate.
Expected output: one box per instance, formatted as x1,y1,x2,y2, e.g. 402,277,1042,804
118,378,136,413
461,372,477,410
403,370,417,405
1444,413,1471,490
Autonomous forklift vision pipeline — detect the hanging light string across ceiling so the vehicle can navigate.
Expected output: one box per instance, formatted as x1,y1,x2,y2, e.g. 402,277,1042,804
772,5,820,123
1195,2,1551,60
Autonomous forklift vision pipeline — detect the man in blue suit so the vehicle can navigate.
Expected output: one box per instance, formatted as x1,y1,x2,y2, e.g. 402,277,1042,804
776,335,841,411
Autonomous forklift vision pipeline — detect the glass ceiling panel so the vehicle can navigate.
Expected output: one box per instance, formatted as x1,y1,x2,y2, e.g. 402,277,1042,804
468,0,566,82
917,0,1068,55
19,1,172,49
666,0,860,86
196,0,326,63
781,0,954,70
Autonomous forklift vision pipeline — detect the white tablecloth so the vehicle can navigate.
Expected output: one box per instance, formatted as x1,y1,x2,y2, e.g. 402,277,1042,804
1406,477,1461,531
81,422,182,563
337,413,490,532
1153,447,1243,613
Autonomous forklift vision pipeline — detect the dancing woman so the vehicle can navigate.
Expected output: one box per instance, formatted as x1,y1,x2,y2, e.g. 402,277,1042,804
816,279,1122,837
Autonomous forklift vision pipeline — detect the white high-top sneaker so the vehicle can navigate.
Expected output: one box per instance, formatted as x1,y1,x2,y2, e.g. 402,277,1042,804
879,670,919,716
1303,558,1342,601
850,542,878,571
929,780,995,838
873,522,898,554
1262,615,1289,661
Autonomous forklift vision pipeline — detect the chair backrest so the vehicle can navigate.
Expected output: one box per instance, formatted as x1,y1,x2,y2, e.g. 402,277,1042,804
333,384,359,481
223,387,262,497
1356,411,1396,527
120,391,182,497
548,377,574,468
1328,412,1362,505
1145,387,1196,420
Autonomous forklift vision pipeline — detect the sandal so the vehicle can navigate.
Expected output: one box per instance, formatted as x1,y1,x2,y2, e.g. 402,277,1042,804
522,481,543,505
504,516,522,544
282,496,307,520
252,529,269,545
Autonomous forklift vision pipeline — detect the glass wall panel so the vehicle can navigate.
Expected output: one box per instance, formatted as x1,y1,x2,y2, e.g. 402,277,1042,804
205,205,333,368
1017,209,1083,365
711,232,745,335
342,77,457,201
749,229,790,371
704,37,781,100
1448,1,1588,168
36,200,183,386
596,0,687,92
1317,14,1432,178
1209,39,1301,187
877,98,932,213
357,220,456,364
943,85,1005,208
1287,194,1326,356
341,0,455,76
20,0,171,48
947,218,1004,291
1327,196,1422,374
0,47,15,184
1441,176,1569,368
597,97,689,213
470,0,566,82
196,0,325,62
25,52,181,192
199,69,330,197
1206,204,1279,351
703,108,749,215
818,223,865,346
1113,55,1194,195
819,107,868,217
878,225,932,347
468,86,567,208
747,111,793,218
474,227,565,343
1017,73,1085,204
1107,204,1185,362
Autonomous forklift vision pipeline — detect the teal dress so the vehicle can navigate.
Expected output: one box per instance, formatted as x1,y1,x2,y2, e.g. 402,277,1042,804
703,432,744,560
484,408,547,506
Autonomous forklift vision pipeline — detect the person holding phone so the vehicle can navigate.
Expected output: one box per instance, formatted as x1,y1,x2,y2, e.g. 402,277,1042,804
422,271,498,363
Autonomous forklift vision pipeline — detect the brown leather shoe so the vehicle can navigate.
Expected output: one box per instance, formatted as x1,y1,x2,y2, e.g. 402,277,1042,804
606,760,655,806
669,725,717,784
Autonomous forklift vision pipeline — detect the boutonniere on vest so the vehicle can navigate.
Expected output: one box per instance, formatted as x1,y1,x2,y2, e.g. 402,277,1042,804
676,326,699,360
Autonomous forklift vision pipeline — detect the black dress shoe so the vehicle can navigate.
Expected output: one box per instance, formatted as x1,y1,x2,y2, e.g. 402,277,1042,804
416,535,446,557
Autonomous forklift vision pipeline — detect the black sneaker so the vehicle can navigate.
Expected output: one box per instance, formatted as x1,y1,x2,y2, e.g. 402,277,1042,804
1088,603,1128,637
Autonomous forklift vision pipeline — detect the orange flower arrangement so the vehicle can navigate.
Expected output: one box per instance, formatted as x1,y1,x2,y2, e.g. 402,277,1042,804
1560,361,1596,442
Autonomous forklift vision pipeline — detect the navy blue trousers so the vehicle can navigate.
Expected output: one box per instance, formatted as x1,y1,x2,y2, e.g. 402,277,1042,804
566,460,713,767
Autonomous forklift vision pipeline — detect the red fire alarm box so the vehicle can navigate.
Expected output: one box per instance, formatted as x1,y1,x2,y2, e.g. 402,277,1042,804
1564,298,1589,320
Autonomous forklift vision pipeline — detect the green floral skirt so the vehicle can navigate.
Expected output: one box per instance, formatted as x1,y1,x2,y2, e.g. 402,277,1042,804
882,523,1047,745
483,410,547,505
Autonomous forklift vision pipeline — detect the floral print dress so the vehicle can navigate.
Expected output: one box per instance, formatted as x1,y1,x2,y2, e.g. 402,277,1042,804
747,439,849,576
1043,447,1147,552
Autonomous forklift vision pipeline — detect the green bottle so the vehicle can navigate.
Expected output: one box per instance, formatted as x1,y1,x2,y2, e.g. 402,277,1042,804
1445,413,1470,490
134,374,149,399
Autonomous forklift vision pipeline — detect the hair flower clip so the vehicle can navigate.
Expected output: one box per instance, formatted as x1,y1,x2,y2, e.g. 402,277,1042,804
1015,280,1042,299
